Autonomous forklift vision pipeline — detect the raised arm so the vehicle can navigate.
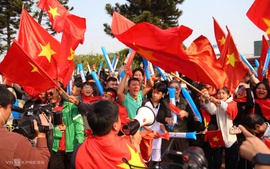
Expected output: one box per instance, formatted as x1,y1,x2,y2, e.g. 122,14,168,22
117,66,129,103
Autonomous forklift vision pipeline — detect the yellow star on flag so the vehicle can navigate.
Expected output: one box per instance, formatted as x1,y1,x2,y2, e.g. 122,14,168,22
263,18,270,35
133,42,158,62
117,144,145,168
28,62,39,73
38,42,56,62
213,136,220,142
226,53,238,67
68,48,74,60
218,36,226,46
48,6,60,19
203,118,209,127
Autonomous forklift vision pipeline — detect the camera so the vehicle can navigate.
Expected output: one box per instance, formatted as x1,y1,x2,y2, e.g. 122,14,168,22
11,103,62,139
155,146,208,169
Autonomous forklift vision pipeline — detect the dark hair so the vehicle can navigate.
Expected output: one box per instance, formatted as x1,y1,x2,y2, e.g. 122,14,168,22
153,82,168,94
74,74,83,83
87,100,119,136
105,77,117,83
73,81,83,88
85,74,93,81
0,84,15,108
104,88,117,96
168,80,180,88
217,86,230,96
132,68,144,77
244,113,264,130
82,81,100,96
127,77,140,86
99,69,108,82
253,82,270,99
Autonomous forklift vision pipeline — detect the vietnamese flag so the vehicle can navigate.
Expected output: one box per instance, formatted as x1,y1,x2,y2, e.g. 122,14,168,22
112,13,226,89
111,11,135,35
206,130,225,148
213,17,226,55
75,134,146,169
186,35,227,89
258,35,270,82
219,27,249,93
38,0,69,32
200,108,211,127
17,9,60,79
246,0,270,39
57,14,86,85
0,40,59,94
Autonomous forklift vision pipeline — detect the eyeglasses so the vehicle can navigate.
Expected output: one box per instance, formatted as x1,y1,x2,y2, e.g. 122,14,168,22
47,91,54,97
238,87,246,93
171,87,180,91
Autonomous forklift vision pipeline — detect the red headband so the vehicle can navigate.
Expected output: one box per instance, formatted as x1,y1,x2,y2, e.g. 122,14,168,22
104,91,117,99
197,88,208,97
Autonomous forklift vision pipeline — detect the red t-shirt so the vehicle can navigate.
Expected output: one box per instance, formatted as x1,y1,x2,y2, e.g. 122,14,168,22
53,105,66,151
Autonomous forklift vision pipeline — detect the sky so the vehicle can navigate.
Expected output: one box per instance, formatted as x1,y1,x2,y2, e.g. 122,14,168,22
66,0,264,58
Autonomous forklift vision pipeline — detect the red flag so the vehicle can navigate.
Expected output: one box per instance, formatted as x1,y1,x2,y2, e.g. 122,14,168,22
112,12,226,89
17,9,60,78
206,130,225,148
246,0,270,39
116,102,130,128
57,14,86,85
258,35,270,81
200,108,211,127
264,137,270,149
75,134,146,169
140,131,154,162
213,17,226,54
116,23,225,89
186,35,227,89
111,11,135,35
219,27,249,93
255,99,270,120
38,0,69,32
0,40,59,94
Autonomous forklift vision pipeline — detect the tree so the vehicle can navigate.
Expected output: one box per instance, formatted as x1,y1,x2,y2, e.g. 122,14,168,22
0,0,73,55
103,0,184,68
103,0,184,37
0,0,34,55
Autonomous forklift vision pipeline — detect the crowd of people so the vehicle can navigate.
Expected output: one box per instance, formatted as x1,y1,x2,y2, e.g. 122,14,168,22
1,63,270,169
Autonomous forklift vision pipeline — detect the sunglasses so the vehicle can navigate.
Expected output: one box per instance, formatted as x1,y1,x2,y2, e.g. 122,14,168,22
47,91,54,97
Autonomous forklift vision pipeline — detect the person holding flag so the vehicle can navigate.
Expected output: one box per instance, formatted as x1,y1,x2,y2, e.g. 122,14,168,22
232,82,254,169
202,86,238,169
46,87,85,169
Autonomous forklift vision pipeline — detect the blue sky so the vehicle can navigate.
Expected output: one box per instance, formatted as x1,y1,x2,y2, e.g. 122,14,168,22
67,0,264,58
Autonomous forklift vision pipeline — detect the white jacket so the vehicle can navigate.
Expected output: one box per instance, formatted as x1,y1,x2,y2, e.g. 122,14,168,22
204,97,237,148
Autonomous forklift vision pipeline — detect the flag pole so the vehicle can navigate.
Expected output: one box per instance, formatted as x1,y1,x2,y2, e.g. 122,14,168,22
170,72,202,94
59,86,69,98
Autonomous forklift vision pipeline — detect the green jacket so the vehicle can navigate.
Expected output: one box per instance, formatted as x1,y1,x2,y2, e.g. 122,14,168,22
52,101,85,152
